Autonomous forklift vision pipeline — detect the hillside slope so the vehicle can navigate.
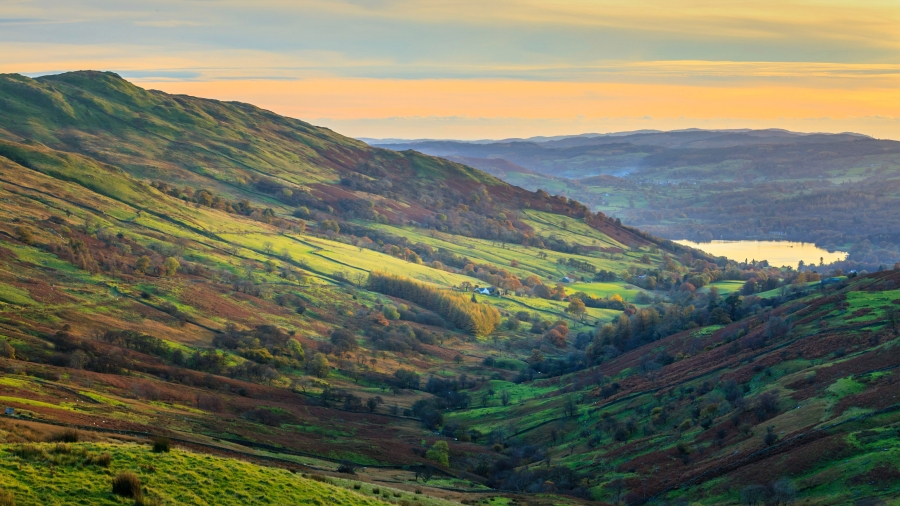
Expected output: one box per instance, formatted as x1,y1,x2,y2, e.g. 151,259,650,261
0,71,697,505
0,71,654,249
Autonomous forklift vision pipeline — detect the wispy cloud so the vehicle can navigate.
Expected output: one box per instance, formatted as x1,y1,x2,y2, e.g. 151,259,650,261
133,20,205,28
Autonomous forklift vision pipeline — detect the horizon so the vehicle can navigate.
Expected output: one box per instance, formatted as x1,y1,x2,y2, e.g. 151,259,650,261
355,128,879,144
3,0,899,140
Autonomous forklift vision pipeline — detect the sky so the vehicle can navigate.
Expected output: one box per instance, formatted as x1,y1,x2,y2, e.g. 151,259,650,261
2,0,899,140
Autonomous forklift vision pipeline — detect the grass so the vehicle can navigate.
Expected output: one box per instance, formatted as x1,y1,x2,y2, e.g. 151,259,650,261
0,283,34,306
568,281,644,302
843,289,900,322
704,280,746,295
520,209,627,249
825,376,867,399
0,443,393,505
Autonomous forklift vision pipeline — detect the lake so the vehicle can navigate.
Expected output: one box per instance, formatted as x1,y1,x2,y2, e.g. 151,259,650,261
673,240,847,268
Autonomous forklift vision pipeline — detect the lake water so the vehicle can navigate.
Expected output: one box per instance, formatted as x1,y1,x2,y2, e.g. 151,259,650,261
673,240,848,268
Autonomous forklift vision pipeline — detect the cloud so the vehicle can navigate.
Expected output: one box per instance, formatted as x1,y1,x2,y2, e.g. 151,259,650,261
133,20,205,28
0,18,45,24
239,0,900,51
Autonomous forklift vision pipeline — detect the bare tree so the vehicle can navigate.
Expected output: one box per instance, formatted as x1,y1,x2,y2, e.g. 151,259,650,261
349,271,368,288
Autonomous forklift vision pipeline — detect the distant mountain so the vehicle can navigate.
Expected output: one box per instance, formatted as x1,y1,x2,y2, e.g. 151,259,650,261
370,129,880,179
373,128,900,266
359,130,665,146
442,155,540,178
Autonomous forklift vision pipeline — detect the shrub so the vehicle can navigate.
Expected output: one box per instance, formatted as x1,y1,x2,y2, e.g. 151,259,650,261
0,489,13,506
111,472,142,500
51,429,79,443
309,474,332,484
382,305,401,320
13,225,34,245
337,461,357,474
11,444,45,460
151,436,171,453
87,452,112,467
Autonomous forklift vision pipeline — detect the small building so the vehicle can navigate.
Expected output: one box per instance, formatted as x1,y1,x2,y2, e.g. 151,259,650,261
4,407,13,416
561,276,573,283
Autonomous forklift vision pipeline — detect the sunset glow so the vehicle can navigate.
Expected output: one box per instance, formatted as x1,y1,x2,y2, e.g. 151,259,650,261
2,0,899,139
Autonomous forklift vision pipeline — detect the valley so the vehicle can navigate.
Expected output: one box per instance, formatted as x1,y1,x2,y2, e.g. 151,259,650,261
0,72,898,505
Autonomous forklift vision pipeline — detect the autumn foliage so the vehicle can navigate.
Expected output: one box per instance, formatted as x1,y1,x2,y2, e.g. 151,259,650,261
368,271,500,336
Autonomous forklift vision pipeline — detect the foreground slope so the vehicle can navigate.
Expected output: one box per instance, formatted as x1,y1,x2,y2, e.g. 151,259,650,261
0,441,398,506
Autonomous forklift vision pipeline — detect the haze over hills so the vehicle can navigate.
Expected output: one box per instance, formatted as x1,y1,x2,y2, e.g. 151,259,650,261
3,71,900,505
372,129,900,270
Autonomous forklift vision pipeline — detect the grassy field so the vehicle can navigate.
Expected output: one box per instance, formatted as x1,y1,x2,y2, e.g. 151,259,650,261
704,280,745,295
567,281,644,302
0,443,398,506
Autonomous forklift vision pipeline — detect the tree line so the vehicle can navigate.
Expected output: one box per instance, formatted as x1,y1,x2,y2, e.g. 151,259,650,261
367,271,501,336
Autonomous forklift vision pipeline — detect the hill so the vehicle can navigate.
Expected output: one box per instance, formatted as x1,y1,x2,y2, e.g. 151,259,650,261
1,71,899,505
0,70,702,504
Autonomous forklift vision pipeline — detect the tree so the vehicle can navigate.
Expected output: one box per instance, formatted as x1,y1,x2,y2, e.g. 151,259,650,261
308,353,330,378
382,305,400,320
349,271,368,288
740,484,767,505
500,390,512,406
709,307,732,325
135,256,151,274
162,257,180,276
366,396,383,412
566,298,587,321
286,338,305,362
563,396,578,418
764,426,778,446
330,329,359,352
425,441,450,467
725,293,743,320
887,306,899,335
319,220,340,233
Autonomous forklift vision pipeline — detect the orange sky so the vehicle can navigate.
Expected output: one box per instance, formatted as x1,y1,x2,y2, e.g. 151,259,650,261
2,1,899,139
145,75,900,139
